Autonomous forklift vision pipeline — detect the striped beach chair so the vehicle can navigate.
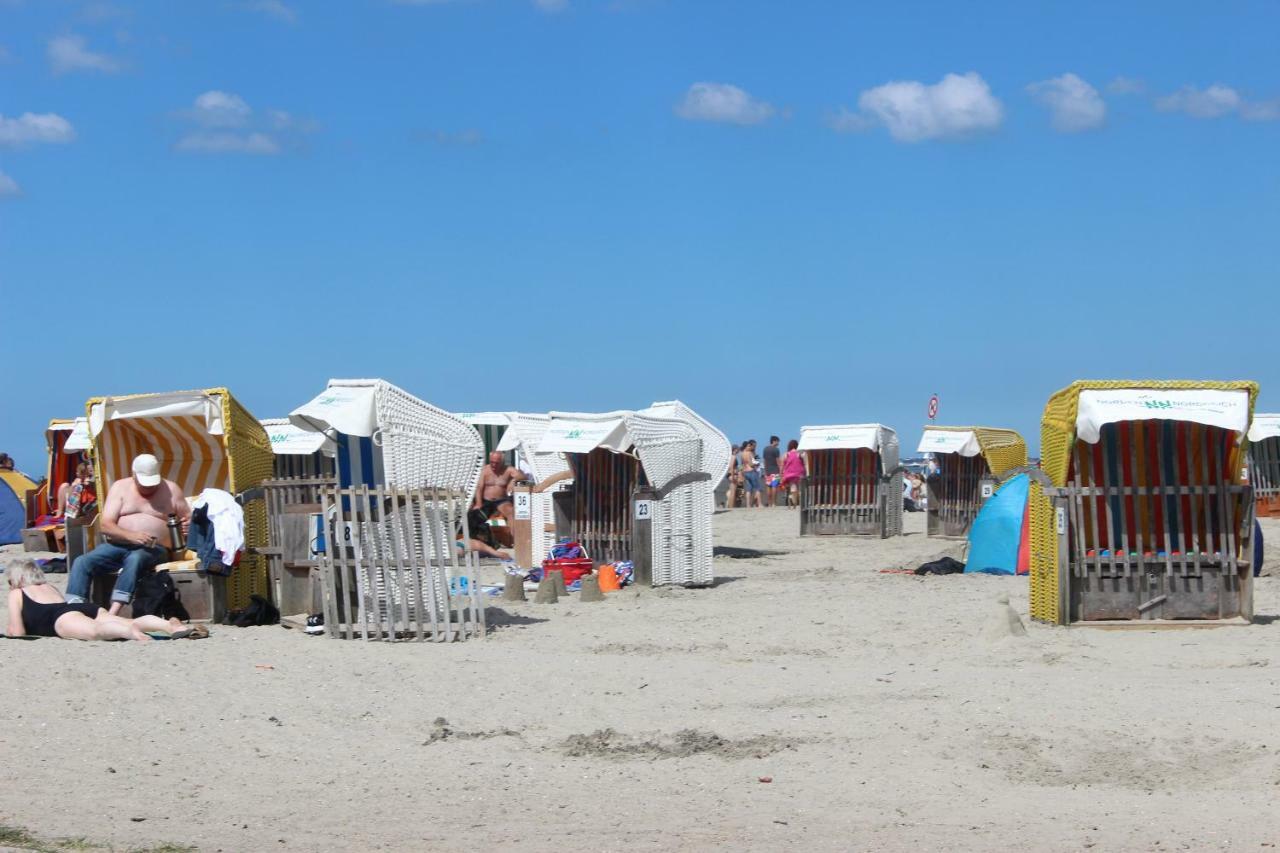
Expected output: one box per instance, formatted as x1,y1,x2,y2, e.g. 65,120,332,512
918,425,1027,539
798,424,903,538
1029,380,1258,625
85,389,274,611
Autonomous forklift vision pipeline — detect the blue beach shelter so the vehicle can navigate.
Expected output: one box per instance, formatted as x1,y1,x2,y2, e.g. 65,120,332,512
965,473,1030,576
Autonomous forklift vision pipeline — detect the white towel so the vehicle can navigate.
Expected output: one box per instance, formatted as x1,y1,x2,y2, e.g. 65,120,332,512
193,488,245,566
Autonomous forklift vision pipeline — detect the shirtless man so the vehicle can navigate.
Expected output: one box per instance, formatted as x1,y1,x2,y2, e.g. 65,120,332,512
472,451,529,524
66,454,191,615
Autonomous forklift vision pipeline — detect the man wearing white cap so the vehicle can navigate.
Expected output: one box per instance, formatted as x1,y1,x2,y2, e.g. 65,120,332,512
66,454,190,615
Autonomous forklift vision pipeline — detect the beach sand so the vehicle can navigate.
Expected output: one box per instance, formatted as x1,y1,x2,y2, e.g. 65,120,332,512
2,511,1279,851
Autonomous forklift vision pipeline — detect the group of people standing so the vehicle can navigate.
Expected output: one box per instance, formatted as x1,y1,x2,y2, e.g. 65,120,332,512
725,436,807,509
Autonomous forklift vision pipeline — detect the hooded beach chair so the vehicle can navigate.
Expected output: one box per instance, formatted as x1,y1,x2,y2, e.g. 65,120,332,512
1030,380,1258,625
85,389,274,612
39,418,92,516
538,401,724,587
917,425,1027,538
798,424,902,538
1248,414,1280,518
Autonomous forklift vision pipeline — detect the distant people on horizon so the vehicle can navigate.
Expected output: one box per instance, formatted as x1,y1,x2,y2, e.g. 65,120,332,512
725,444,742,509
739,440,763,508
781,439,805,509
903,473,919,512
762,436,782,507
0,453,15,473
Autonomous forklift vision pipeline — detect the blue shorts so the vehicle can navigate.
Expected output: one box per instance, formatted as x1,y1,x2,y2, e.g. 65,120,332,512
743,471,763,492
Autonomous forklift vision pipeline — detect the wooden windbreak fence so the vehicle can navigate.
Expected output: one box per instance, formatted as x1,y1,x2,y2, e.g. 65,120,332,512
272,453,335,480
800,448,888,536
263,477,334,617
567,448,643,564
1050,421,1254,622
317,485,485,641
926,454,989,538
1250,437,1280,517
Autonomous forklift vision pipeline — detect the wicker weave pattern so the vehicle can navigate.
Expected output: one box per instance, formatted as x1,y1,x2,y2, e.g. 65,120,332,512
84,388,272,611
1029,379,1259,624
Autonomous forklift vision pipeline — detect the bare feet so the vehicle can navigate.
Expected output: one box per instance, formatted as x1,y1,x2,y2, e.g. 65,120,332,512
130,626,153,642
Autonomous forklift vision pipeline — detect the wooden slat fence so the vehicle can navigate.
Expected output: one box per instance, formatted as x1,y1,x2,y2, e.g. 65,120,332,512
317,485,485,641
925,454,988,538
567,448,643,564
1249,436,1280,517
800,448,889,536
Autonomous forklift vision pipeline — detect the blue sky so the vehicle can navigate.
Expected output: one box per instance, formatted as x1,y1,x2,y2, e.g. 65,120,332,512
2,0,1278,472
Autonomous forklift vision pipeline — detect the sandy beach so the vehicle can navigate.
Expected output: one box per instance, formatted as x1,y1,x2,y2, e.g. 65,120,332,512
2,510,1279,852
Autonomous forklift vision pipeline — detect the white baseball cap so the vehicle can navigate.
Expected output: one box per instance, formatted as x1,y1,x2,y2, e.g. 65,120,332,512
132,454,162,487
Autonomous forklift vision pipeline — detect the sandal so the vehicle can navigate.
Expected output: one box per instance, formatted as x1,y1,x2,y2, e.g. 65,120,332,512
186,624,211,640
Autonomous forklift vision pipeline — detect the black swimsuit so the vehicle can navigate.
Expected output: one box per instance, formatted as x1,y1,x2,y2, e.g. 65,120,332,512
21,591,101,637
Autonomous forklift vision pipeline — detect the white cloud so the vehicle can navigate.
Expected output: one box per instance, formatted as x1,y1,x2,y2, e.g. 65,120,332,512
675,82,774,126
0,112,76,147
534,0,568,10
825,107,875,134
172,91,315,155
244,0,298,23
840,72,1003,142
186,90,253,127
174,131,280,155
1107,76,1146,95
47,34,120,75
1027,73,1105,132
1156,84,1241,119
0,169,20,197
1241,99,1280,122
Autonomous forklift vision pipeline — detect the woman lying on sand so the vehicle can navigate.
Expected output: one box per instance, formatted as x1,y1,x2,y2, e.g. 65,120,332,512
6,558,206,641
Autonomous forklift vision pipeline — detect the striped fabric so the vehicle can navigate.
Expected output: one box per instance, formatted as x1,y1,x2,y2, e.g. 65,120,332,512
98,414,230,497
336,433,385,489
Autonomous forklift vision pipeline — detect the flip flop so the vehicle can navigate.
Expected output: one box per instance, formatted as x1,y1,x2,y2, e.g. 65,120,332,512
186,624,211,640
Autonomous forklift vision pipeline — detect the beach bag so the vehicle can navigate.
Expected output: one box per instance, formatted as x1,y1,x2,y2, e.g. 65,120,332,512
225,594,280,627
131,570,190,621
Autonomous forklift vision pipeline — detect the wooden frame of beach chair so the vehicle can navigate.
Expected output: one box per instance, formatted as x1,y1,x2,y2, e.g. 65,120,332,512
1248,414,1280,518
258,418,339,618
1029,380,1258,626
85,388,274,615
798,424,903,538
919,425,1027,539
541,403,723,587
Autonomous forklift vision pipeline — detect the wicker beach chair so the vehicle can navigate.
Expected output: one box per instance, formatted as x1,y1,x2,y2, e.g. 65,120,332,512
918,425,1027,539
1029,380,1258,625
290,379,483,495
260,418,336,480
540,407,713,586
40,418,92,516
798,424,902,537
1248,414,1280,518
85,389,274,611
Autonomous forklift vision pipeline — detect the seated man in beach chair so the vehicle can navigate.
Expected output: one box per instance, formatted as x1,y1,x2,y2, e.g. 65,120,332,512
472,450,530,526
65,454,190,616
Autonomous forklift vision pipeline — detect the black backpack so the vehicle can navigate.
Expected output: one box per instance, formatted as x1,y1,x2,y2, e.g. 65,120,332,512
131,570,190,621
224,594,280,627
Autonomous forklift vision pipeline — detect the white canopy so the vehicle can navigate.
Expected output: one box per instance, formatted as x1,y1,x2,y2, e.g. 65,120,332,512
917,428,981,457
799,424,882,452
290,381,378,438
89,391,225,438
458,411,512,427
1076,389,1250,444
1249,413,1280,443
260,418,334,456
537,415,632,454
51,418,93,451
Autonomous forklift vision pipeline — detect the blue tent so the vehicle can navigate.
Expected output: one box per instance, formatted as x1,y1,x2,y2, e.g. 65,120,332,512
0,471,36,546
965,473,1029,576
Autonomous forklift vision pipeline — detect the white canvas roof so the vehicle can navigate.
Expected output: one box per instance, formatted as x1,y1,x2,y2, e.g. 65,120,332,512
1076,389,1250,444
538,414,631,454
260,418,334,456
917,428,981,457
290,380,379,438
50,418,92,451
1250,413,1280,442
89,391,225,439
458,411,512,427
799,424,883,452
